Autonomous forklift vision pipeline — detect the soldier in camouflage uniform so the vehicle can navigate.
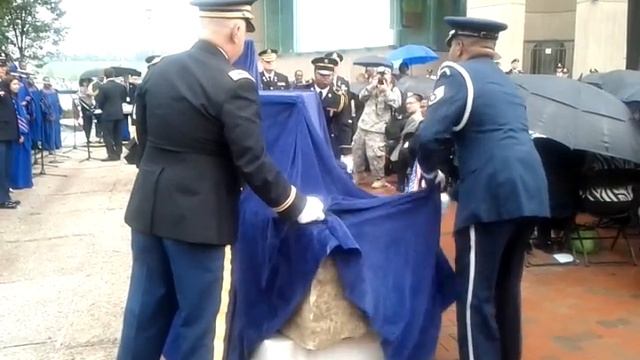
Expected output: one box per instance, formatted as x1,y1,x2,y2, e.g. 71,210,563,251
352,66,402,189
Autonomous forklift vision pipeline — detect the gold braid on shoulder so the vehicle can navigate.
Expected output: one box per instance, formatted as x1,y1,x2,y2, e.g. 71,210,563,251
335,87,346,112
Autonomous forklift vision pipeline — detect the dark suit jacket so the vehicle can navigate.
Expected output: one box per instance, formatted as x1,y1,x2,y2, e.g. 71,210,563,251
260,71,290,90
0,84,19,142
125,82,137,104
95,79,127,121
125,40,305,246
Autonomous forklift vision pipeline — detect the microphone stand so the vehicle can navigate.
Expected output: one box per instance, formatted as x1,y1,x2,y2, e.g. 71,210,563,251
63,96,86,156
34,116,66,178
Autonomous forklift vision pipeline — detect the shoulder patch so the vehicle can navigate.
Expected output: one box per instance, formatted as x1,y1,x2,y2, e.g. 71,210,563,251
228,69,255,82
429,85,445,105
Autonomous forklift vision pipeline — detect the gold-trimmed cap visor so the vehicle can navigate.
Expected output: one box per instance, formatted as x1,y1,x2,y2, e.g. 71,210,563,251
192,1,257,32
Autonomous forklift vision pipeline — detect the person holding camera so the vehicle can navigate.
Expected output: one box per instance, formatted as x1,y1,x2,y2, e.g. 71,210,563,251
352,66,402,189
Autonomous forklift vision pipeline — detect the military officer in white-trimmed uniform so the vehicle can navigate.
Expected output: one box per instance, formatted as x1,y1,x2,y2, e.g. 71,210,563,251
414,17,549,360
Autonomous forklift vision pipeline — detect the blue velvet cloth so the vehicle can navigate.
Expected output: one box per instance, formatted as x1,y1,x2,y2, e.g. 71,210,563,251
225,92,456,360
232,40,261,90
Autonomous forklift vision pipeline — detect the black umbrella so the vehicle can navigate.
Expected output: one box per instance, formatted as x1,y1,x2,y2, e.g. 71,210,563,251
582,70,640,104
79,68,104,80
396,76,436,97
79,66,142,80
511,74,640,163
111,66,142,77
353,55,393,69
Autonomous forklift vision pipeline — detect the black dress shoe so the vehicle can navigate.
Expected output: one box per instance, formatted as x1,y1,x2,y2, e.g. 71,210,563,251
101,157,119,162
9,200,21,206
0,201,18,209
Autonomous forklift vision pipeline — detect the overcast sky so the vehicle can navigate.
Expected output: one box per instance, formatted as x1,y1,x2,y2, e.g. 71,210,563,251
60,0,200,57
59,0,394,58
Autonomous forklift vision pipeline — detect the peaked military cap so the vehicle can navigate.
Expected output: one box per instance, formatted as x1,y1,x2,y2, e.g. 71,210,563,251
324,51,344,63
444,16,508,47
191,0,258,32
311,57,338,76
259,48,278,62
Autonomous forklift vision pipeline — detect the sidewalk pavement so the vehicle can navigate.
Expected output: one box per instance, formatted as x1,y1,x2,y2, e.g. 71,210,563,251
2,146,640,359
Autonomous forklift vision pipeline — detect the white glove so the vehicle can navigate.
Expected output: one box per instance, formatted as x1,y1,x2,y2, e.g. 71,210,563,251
340,155,353,174
420,169,446,191
297,196,326,224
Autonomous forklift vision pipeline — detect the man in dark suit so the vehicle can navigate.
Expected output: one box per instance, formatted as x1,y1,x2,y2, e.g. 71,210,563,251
117,1,325,359
259,48,290,90
95,67,127,161
415,17,549,360
0,58,21,209
295,56,351,159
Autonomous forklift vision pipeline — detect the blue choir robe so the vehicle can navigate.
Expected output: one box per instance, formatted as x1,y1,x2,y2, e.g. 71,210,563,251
10,97,33,189
27,84,44,143
41,89,63,150
121,116,131,141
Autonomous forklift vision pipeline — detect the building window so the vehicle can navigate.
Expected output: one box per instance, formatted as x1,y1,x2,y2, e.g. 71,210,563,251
401,0,424,28
293,0,394,52
528,41,573,75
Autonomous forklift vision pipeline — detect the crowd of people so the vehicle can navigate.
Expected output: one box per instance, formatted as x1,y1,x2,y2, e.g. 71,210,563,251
255,48,437,192
0,55,143,210
76,71,138,158
0,58,65,210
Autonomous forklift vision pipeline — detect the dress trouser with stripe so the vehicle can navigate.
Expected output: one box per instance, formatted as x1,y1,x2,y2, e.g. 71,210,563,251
117,230,226,360
455,219,535,360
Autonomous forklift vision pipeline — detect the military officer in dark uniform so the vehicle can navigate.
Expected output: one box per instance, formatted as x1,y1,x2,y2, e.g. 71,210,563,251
415,17,549,360
325,51,356,140
117,1,325,359
259,48,290,90
296,56,351,159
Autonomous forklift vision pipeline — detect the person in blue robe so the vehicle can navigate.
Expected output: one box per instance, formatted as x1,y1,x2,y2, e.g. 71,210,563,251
41,77,63,151
6,76,32,189
26,79,43,144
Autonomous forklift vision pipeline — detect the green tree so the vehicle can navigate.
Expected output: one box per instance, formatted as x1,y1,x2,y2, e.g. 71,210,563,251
0,0,66,66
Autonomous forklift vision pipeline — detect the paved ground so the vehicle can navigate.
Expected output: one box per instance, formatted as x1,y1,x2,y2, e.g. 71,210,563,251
434,203,640,360
0,145,134,359
2,135,640,359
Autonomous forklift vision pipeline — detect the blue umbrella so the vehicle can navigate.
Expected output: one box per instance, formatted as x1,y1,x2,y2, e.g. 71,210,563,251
388,45,439,66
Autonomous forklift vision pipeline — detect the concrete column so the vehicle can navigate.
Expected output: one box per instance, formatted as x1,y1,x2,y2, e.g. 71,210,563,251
573,0,628,76
466,0,526,70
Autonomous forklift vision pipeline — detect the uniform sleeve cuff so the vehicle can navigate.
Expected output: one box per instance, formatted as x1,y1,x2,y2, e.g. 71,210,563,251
274,186,306,220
